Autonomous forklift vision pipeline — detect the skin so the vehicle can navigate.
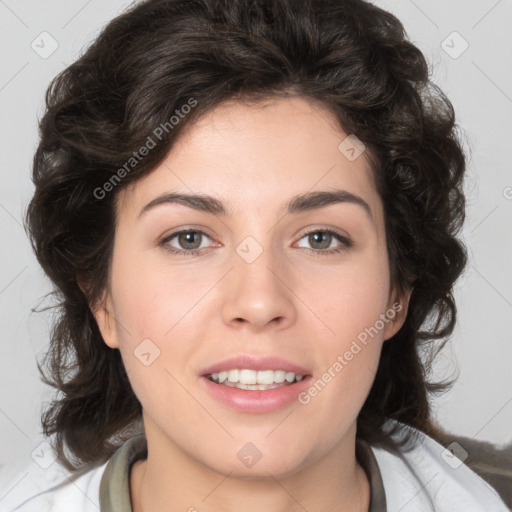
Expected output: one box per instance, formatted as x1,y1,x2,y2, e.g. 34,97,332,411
93,96,410,512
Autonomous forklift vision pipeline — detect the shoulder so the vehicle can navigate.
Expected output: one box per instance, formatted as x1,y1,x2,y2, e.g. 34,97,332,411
370,420,509,512
0,458,107,512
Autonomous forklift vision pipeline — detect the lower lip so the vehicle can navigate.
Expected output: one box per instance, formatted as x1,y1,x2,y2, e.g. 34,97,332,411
200,376,312,413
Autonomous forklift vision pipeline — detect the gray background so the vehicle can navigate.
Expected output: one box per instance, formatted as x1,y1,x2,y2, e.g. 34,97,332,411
1,0,511,478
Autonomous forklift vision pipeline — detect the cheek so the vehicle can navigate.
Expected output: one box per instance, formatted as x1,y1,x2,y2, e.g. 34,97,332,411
109,254,209,428
303,250,391,346
108,246,217,398
109,244,210,341
296,249,390,413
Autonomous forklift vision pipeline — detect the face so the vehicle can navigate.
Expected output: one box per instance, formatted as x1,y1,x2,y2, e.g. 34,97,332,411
94,96,409,478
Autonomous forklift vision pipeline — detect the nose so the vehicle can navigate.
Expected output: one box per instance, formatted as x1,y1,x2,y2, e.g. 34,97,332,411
221,246,297,332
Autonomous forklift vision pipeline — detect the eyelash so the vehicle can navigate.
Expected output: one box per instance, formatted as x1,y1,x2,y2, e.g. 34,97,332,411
160,228,352,257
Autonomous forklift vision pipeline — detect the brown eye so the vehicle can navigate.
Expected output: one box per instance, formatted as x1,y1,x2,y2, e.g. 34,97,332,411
177,231,203,250
161,230,213,255
308,231,333,250
296,229,352,254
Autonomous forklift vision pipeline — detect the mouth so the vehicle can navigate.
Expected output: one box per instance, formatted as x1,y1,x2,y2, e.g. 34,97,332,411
199,356,312,412
206,369,305,391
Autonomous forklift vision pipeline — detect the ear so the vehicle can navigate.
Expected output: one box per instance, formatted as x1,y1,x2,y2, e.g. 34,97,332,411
78,275,120,349
383,286,412,341
91,293,120,349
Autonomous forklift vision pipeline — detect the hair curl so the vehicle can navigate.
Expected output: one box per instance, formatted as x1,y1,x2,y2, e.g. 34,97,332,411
25,0,467,471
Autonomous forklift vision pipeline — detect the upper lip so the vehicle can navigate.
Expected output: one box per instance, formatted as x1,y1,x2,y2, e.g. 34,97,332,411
200,355,310,376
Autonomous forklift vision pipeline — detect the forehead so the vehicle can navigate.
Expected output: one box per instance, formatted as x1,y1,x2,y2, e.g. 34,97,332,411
116,96,381,220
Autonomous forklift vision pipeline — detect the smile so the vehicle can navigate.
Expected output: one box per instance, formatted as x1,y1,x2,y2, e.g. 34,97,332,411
207,369,304,390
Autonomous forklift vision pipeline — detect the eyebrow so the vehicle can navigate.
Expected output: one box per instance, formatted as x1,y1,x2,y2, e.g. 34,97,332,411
138,189,372,220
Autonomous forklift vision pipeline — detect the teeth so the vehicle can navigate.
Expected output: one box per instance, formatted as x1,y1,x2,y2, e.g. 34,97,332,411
220,381,284,390
227,369,239,383
273,370,286,383
239,369,257,385
208,369,304,386
255,369,274,385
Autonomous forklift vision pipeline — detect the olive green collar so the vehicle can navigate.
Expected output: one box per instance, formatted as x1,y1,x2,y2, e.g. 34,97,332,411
99,434,386,511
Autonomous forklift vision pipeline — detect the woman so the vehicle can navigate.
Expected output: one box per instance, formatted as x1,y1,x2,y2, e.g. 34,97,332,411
1,0,508,510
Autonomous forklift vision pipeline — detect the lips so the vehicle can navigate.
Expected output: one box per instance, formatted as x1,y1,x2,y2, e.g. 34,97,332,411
199,356,312,412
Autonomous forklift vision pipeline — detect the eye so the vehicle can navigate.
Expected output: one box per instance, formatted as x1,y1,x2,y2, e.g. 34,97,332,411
160,228,352,257
295,229,352,254
160,229,215,255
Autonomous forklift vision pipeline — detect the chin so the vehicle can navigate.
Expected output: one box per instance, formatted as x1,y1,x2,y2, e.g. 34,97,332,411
195,438,314,480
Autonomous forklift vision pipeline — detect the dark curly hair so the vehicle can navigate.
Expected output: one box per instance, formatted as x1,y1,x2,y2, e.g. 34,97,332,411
25,0,467,471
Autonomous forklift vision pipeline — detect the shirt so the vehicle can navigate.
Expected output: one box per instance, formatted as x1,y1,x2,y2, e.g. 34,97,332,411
0,421,508,511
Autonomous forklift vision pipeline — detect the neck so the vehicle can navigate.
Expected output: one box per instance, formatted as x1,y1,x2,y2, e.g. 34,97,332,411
130,422,370,512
